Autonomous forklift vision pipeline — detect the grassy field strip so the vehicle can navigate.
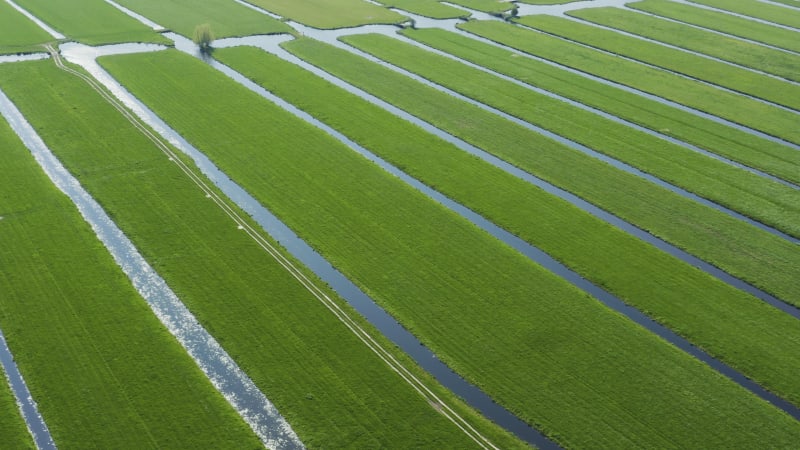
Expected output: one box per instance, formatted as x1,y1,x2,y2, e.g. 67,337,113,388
460,21,800,149
12,50,510,448
0,332,38,449
0,84,265,448
394,31,800,192
3,0,63,40
630,0,800,54
769,0,800,8
688,0,800,28
0,0,54,54
215,41,800,415
440,0,512,13
10,0,167,45
101,48,800,448
568,7,800,83
239,0,407,29
275,36,800,404
372,0,469,19
517,15,800,112
341,33,800,243
110,0,291,39
402,29,800,190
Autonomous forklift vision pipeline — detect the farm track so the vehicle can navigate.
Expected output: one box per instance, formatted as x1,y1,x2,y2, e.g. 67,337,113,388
43,43,500,450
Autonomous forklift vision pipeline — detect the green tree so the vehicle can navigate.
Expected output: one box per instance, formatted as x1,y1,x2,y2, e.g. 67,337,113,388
193,24,214,53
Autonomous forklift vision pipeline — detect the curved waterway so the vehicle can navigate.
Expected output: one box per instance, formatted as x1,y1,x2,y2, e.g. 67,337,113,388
6,45,303,449
0,329,54,449
290,21,800,245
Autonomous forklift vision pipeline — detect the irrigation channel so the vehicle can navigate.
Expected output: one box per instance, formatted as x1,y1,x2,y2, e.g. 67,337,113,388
292,21,800,246
4,0,799,446
1,46,304,449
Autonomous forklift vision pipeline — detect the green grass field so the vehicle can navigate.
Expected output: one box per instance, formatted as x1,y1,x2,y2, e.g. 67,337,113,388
459,20,800,145
98,48,800,448
241,0,407,28
373,0,469,19
0,58,507,448
517,15,800,111
443,0,512,13
217,42,800,409
689,0,800,28
342,33,800,240
11,0,168,45
0,1,53,54
112,0,291,39
630,0,800,54
0,72,263,448
401,27,800,185
0,362,33,448
569,7,800,82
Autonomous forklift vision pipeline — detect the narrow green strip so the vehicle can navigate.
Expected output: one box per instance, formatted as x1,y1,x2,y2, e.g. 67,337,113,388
239,0,407,28
689,0,800,29
373,0,468,19
0,1,52,54
0,77,261,448
101,48,800,448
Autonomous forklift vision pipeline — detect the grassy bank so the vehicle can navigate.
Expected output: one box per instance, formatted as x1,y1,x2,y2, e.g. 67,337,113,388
12,0,167,45
569,7,800,82
374,0,468,19
459,20,800,145
112,0,291,39
0,79,262,448
517,15,800,111
241,0,406,28
100,48,800,448
342,33,800,239
630,0,800,54
0,60,506,448
688,0,800,28
0,364,33,449
401,27,800,185
0,1,53,54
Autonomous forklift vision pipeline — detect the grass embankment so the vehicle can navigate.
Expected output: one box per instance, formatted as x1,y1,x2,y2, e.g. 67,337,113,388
401,28,800,186
343,33,800,239
517,15,800,111
689,0,800,28
0,1,53,55
0,60,504,448
569,7,800,82
272,37,800,402
441,0,512,14
112,0,291,39
373,0,468,19
240,0,406,28
0,81,261,448
11,0,168,45
769,0,800,7
0,365,33,448
100,48,800,448
629,0,800,54
459,20,800,145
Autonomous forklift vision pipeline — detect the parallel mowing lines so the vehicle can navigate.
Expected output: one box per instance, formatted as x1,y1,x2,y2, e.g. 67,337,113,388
213,40,800,420
45,45,498,450
266,35,800,321
326,31,800,245
391,31,800,190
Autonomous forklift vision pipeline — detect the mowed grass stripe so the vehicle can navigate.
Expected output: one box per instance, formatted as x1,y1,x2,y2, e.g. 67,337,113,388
0,353,33,447
0,80,262,449
11,0,167,45
0,60,500,448
112,0,290,39
689,0,800,29
630,0,800,54
217,43,800,410
444,0,511,13
460,20,800,146
569,7,800,82
0,1,52,54
240,0,407,28
101,48,800,448
373,0,468,19
341,33,800,240
517,15,800,111
401,28,800,187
